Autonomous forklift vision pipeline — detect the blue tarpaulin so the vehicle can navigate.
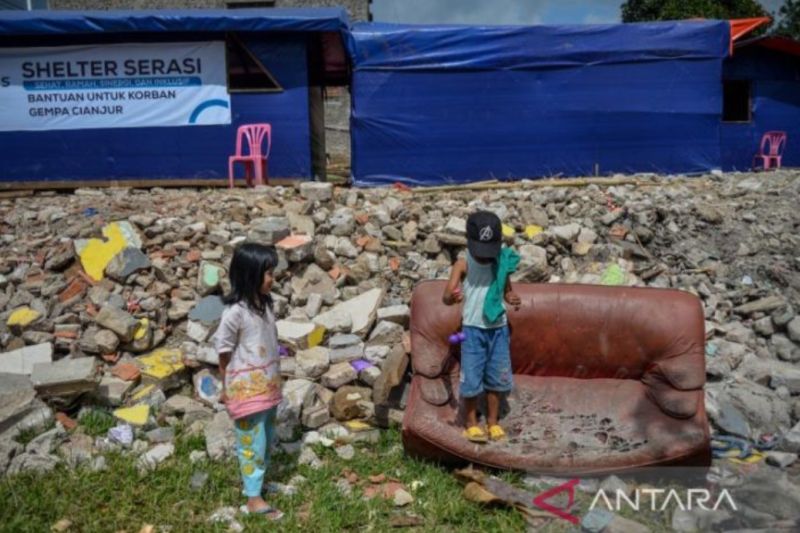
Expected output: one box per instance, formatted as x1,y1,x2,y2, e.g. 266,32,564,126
722,41,800,170
349,21,731,186
0,8,349,35
0,9,348,183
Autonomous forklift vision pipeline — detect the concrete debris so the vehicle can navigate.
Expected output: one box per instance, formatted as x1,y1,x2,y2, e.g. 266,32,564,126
0,170,799,496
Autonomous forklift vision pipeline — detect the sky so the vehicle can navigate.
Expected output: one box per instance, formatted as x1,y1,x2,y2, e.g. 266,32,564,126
371,0,786,26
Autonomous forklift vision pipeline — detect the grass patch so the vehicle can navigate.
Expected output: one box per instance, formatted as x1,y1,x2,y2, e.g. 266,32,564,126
78,408,116,437
0,428,533,532
0,425,677,532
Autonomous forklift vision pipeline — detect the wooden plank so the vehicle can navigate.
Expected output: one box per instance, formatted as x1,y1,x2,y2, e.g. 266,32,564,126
0,177,303,191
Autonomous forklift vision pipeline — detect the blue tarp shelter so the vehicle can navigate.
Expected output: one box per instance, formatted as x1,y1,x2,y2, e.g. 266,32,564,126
348,20,739,186
0,9,350,185
722,36,800,170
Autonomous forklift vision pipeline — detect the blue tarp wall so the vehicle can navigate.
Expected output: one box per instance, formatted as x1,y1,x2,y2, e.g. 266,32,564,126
0,9,349,182
349,21,731,186
722,45,800,170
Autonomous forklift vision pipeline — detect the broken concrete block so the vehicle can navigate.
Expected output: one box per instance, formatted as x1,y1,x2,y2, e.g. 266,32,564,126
368,320,404,346
137,348,185,389
376,305,410,328
113,403,150,426
373,346,409,405
283,379,317,415
137,442,174,473
197,261,225,296
277,320,325,351
193,369,222,406
146,427,175,445
305,293,323,318
74,220,142,281
105,247,151,282
299,182,333,202
0,343,53,375
314,288,384,338
302,405,331,429
295,346,330,379
276,234,314,263
95,306,138,343
186,320,212,343
31,357,98,397
205,410,235,460
0,373,37,429
359,366,382,387
313,309,352,334
247,217,290,245
97,375,134,406
329,334,365,364
188,295,224,325
94,329,120,354
321,362,358,389
331,386,373,421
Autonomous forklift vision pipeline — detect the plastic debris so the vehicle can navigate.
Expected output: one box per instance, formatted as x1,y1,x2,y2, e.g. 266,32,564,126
108,423,134,446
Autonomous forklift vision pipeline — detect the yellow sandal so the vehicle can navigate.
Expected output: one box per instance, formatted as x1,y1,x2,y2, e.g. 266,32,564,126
463,425,488,443
488,425,506,441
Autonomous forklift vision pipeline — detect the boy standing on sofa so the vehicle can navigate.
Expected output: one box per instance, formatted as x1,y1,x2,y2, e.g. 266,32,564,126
442,211,521,443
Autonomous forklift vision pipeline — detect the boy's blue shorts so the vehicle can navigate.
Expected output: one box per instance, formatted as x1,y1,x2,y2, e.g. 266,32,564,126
460,325,513,398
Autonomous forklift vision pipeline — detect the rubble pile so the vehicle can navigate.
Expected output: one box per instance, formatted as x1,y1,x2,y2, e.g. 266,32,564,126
1,170,800,481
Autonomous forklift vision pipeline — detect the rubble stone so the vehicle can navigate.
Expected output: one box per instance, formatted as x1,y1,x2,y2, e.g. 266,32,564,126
295,347,330,379
94,306,138,343
0,343,53,375
321,362,358,389
31,357,97,397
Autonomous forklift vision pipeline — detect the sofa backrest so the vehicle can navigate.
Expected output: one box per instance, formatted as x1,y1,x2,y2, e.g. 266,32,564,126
410,280,705,382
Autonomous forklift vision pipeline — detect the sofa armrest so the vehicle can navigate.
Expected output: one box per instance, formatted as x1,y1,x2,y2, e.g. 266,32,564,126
642,351,704,419
647,351,705,390
410,280,462,378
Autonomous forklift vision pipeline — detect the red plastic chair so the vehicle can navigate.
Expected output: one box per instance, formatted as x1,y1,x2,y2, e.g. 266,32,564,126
753,131,787,170
228,124,272,187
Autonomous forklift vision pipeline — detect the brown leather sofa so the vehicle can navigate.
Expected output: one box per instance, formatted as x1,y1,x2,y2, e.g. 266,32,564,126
403,280,711,475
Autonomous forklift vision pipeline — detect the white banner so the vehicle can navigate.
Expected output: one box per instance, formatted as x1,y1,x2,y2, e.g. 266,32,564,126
0,41,231,132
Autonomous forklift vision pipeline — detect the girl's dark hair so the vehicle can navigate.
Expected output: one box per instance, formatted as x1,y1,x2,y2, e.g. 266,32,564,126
223,242,279,312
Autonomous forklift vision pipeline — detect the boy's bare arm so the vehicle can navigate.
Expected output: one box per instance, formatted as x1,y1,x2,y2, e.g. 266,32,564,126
504,275,521,309
443,259,467,305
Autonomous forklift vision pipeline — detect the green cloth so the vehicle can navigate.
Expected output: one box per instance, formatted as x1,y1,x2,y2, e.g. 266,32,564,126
483,246,520,323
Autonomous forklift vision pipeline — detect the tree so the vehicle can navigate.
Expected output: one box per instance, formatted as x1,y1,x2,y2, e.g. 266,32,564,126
621,0,769,24
774,0,800,40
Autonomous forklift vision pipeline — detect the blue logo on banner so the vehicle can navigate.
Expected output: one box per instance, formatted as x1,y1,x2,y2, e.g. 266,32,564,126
189,99,229,124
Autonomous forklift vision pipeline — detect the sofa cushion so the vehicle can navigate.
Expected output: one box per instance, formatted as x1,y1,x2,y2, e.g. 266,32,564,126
403,373,710,474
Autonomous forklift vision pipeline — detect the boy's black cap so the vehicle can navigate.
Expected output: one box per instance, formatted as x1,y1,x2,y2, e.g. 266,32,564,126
466,211,502,259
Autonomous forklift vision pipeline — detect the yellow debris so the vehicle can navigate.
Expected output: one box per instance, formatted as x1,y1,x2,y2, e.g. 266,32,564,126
113,404,150,426
501,224,515,238
307,325,326,349
524,225,544,239
131,384,155,401
138,348,184,381
345,420,372,432
75,221,141,281
133,318,149,341
7,307,41,328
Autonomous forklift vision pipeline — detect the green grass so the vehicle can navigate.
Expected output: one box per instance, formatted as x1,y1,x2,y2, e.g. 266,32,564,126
0,428,533,532
0,425,677,532
78,408,117,437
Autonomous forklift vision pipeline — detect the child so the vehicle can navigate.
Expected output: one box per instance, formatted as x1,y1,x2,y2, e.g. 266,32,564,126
213,242,284,520
442,211,520,443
